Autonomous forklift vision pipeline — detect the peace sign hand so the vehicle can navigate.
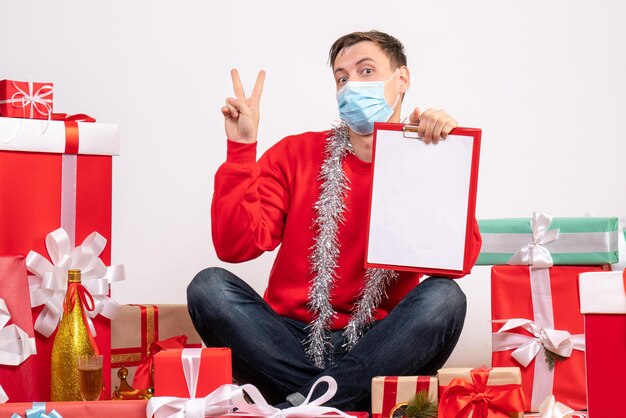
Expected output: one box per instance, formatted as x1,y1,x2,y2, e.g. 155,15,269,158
221,69,266,144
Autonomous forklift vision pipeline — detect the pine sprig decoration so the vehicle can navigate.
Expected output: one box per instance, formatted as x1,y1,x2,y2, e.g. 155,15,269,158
404,390,438,418
544,347,567,372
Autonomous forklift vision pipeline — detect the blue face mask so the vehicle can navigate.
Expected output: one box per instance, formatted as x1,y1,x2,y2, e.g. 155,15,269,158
336,69,401,135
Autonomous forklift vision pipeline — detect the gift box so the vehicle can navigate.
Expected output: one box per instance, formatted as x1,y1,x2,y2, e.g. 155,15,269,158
0,80,53,120
0,256,39,402
111,304,202,396
579,270,626,418
0,400,148,418
371,376,437,418
437,367,525,418
153,348,232,397
0,116,119,401
0,115,119,154
491,265,608,412
477,214,618,265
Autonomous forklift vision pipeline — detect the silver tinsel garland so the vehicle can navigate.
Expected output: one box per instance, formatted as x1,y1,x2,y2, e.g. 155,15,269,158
306,122,398,368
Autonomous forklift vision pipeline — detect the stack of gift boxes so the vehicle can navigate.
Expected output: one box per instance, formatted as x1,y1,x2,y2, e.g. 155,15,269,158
370,213,625,417
0,79,122,405
1,78,625,417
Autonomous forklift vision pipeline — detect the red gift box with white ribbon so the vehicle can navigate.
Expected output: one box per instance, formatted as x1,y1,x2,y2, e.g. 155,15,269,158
579,269,626,418
491,265,608,412
0,115,120,401
0,80,53,120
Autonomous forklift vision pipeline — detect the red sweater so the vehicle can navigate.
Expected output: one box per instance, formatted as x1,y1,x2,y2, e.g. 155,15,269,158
212,130,482,330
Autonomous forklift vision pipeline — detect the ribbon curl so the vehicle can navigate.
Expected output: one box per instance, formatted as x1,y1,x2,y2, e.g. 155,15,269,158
438,367,526,418
536,395,586,418
26,228,125,337
10,402,63,418
0,298,37,367
492,318,584,368
0,81,53,119
231,376,356,418
508,212,560,267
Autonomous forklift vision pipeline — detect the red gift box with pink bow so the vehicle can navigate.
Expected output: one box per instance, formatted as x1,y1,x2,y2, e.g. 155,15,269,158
0,79,53,120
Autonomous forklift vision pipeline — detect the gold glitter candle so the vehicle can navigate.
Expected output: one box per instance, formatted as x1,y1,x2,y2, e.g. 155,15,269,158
51,269,98,401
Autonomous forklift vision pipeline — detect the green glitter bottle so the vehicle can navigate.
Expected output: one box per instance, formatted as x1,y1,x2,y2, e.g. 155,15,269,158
50,269,98,401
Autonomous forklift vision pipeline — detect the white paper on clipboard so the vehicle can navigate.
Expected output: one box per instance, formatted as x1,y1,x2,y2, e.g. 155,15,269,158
367,128,474,271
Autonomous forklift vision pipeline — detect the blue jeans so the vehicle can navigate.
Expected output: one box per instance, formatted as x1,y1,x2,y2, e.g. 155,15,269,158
187,267,466,411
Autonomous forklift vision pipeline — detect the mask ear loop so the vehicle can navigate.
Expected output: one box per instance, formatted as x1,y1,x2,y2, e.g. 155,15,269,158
385,69,402,122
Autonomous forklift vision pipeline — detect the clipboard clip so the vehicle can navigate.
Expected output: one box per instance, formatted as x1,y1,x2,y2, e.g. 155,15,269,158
402,124,423,140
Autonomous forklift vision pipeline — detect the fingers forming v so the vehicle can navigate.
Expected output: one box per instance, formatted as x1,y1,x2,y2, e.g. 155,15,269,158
251,70,266,102
231,69,246,99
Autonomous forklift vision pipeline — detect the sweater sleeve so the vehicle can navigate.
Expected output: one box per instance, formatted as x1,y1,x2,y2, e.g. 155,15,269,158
211,139,290,262
443,217,482,279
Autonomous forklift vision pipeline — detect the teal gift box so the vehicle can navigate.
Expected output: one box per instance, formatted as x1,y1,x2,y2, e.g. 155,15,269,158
477,213,619,266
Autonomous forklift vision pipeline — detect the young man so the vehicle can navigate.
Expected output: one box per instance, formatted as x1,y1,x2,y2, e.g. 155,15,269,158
188,30,481,411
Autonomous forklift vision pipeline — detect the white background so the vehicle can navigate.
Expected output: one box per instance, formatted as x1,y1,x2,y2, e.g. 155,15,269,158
2,0,625,367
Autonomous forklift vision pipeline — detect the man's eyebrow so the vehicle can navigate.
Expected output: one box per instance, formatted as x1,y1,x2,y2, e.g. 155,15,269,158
333,57,376,75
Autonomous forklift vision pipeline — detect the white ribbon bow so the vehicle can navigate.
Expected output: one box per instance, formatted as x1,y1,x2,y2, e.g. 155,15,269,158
25,228,125,337
508,212,560,267
538,395,586,418
231,376,355,418
0,298,37,367
0,80,53,119
492,318,585,367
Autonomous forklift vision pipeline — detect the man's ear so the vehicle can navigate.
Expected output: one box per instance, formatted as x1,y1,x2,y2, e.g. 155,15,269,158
399,66,410,94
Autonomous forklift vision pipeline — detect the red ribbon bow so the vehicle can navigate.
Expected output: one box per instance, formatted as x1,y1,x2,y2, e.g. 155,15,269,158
63,281,99,355
132,335,189,390
438,367,526,418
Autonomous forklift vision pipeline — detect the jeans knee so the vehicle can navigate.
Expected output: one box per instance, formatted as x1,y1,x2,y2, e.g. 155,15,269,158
441,279,466,315
187,267,231,309
420,277,467,324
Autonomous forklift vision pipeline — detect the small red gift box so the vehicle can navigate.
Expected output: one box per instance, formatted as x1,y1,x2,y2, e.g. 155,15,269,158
153,348,232,397
0,256,39,402
0,79,53,119
371,376,437,418
438,367,525,418
491,265,608,412
579,269,626,418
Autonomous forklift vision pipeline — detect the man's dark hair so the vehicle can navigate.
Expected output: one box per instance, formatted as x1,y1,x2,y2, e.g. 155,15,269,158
329,30,407,69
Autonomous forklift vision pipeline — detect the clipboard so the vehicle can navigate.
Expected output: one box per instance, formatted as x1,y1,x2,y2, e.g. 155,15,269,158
365,122,482,276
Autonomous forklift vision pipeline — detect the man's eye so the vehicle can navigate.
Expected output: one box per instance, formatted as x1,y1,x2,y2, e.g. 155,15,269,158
362,68,373,75
338,76,348,84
